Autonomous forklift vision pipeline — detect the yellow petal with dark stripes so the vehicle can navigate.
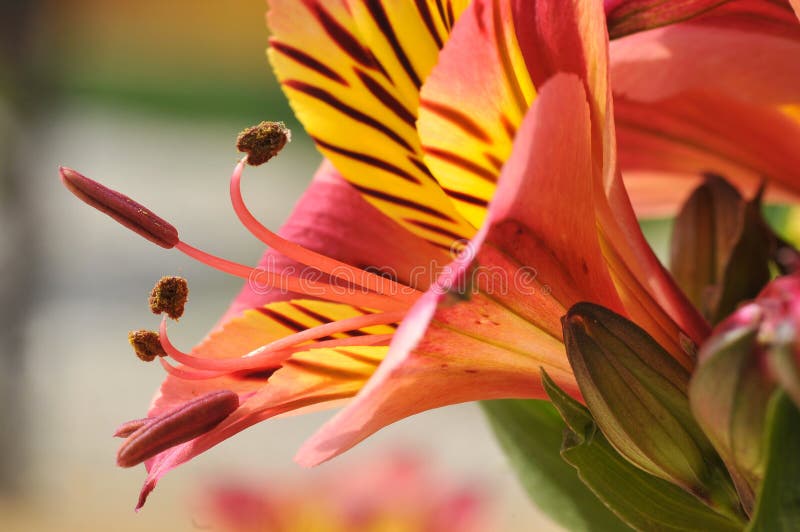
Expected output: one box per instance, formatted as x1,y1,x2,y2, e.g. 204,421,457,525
152,299,397,415
270,345,388,414
193,299,397,362
267,0,474,249
417,0,535,227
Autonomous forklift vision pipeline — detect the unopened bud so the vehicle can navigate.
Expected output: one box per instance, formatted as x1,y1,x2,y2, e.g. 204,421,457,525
563,302,740,515
606,0,729,39
59,166,179,249
690,271,800,512
670,175,773,324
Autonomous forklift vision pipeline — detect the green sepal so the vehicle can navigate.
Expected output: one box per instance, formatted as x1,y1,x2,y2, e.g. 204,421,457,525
481,399,628,531
563,302,741,516
542,371,744,532
746,392,800,531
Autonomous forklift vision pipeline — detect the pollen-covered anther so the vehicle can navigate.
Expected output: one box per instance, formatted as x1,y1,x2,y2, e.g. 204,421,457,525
149,276,189,319
116,390,239,468
236,121,291,166
59,166,179,249
128,330,167,362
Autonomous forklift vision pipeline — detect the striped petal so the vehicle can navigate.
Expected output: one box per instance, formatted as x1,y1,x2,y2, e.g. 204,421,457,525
417,0,535,227
616,92,800,216
135,297,401,507
139,344,388,509
150,299,398,418
221,160,447,324
267,0,474,248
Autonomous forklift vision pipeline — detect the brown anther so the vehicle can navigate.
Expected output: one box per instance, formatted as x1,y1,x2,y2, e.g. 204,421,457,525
128,330,167,362
116,390,239,468
59,166,179,248
149,276,189,319
236,121,290,166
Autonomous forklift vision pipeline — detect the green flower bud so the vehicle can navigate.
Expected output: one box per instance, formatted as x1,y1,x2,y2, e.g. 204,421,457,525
563,303,742,518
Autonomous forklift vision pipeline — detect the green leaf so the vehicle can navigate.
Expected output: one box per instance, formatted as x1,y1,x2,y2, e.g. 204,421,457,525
542,371,744,532
481,399,628,531
747,392,800,531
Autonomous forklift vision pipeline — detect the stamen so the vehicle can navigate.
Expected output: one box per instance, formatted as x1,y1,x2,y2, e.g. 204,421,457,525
113,418,150,438
128,330,167,362
175,241,408,311
242,310,404,358
236,121,290,166
158,357,230,381
149,276,189,319
60,167,411,311
229,159,420,305
59,166,179,249
159,318,391,372
116,390,239,468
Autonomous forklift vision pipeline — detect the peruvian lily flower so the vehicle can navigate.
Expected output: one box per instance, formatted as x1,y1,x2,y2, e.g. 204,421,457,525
61,0,706,508
608,0,800,216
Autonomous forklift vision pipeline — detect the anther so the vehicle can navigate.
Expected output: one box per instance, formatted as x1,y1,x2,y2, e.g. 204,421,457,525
113,418,150,438
149,276,189,319
59,166,179,248
236,121,290,166
128,330,167,362
116,390,239,468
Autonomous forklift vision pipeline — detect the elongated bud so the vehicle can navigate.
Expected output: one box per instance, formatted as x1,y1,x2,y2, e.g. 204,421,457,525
605,0,728,39
563,303,741,516
236,121,290,166
670,175,773,324
59,166,179,248
149,276,189,319
116,390,239,468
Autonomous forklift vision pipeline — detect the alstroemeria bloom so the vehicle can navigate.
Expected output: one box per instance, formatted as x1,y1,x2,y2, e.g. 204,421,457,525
62,0,706,508
609,0,800,215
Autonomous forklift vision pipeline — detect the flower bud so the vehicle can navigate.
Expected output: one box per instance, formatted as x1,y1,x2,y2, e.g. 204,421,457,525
669,175,772,324
563,303,741,516
690,271,800,513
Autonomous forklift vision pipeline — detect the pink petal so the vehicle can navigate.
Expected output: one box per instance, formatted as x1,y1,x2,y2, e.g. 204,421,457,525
617,91,800,215
611,19,800,106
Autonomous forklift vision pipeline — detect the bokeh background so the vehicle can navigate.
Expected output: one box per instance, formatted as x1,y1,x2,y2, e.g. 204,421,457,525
0,1,565,530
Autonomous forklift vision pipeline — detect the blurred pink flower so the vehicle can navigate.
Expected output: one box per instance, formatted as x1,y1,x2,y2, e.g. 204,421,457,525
193,454,490,532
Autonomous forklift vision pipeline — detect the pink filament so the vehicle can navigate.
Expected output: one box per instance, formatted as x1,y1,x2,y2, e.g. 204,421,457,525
231,158,420,306
242,309,404,358
159,318,393,373
174,241,408,312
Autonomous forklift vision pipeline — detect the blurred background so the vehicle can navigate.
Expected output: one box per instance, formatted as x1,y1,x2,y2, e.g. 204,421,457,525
0,1,562,530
